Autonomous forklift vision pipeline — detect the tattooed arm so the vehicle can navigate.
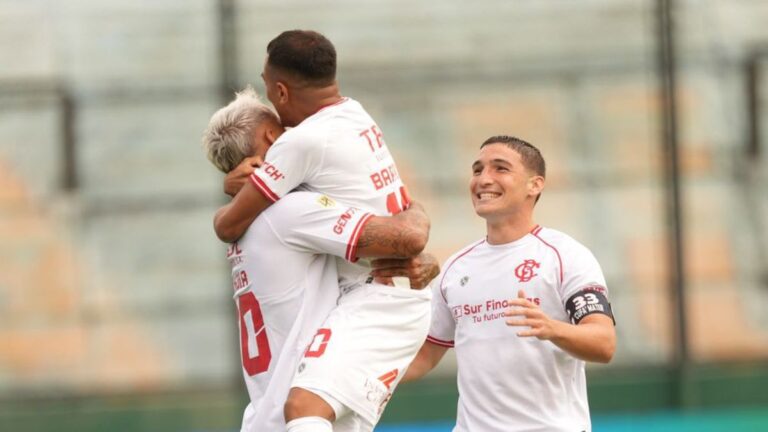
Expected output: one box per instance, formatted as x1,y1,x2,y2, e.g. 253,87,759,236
355,201,430,259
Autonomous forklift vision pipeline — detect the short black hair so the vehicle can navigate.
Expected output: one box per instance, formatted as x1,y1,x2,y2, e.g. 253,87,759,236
266,30,336,86
480,135,546,178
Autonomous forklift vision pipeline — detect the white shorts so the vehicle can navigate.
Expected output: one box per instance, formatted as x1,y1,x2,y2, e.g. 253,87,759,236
291,283,431,425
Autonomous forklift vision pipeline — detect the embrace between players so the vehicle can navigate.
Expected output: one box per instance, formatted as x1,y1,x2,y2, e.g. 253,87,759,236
202,30,616,432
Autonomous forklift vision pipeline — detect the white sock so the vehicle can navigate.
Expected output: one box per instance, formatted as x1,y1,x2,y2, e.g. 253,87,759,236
285,416,333,432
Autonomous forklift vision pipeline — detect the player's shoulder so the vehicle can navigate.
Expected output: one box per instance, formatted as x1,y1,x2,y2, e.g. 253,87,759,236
442,238,487,270
313,97,370,123
272,122,327,150
267,191,341,215
533,226,595,257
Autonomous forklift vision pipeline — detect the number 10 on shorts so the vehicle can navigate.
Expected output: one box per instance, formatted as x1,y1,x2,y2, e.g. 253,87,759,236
305,328,332,358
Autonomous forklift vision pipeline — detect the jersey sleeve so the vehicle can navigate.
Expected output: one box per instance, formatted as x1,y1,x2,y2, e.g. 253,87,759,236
426,273,456,348
559,240,609,302
263,192,372,262
249,129,325,202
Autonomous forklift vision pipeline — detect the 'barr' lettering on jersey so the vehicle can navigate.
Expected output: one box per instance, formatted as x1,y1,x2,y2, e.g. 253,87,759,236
428,225,609,432
250,97,410,291
228,192,372,432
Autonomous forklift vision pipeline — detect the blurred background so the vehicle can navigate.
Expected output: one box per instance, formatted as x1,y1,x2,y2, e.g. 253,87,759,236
1,0,767,431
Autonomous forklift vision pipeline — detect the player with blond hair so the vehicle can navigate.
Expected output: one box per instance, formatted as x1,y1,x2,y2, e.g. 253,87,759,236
213,30,435,432
203,87,437,431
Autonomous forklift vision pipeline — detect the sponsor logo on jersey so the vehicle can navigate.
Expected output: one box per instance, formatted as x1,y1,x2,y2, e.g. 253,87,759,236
452,306,464,320
514,259,540,282
453,297,541,324
459,276,470,286
333,207,359,234
262,161,285,181
316,194,336,208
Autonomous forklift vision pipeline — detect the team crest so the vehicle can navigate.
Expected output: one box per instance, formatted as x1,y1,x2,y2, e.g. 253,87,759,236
316,195,336,208
514,259,540,282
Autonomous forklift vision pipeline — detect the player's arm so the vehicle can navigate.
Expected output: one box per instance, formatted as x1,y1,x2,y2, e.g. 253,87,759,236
504,289,616,363
401,341,448,383
355,201,430,259
369,253,440,289
223,156,262,197
213,181,273,242
215,132,319,242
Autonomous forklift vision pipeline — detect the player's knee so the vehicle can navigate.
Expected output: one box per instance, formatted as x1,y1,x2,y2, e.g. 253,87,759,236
284,387,336,422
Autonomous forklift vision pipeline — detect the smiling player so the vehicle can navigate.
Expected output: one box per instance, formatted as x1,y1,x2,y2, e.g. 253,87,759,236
402,135,616,432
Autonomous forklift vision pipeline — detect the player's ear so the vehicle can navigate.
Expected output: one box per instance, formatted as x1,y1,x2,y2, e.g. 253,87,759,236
265,125,278,146
528,175,545,198
276,81,289,103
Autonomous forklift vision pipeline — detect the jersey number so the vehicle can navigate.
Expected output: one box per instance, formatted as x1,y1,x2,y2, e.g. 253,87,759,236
238,292,271,376
572,293,600,310
386,186,411,215
304,328,332,358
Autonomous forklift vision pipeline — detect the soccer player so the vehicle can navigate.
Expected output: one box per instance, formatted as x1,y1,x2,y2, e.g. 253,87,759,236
212,30,435,432
401,136,616,432
202,88,439,431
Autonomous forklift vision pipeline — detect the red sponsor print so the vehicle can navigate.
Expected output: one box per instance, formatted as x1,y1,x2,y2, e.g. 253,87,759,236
262,161,285,181
514,259,540,282
333,208,358,234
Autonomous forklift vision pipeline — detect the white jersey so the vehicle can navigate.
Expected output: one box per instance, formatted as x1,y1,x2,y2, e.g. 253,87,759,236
428,225,609,432
250,97,409,292
227,191,373,432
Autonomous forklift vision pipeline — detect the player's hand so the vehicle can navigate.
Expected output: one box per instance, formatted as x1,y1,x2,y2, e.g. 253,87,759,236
224,156,263,197
370,252,440,290
504,290,562,340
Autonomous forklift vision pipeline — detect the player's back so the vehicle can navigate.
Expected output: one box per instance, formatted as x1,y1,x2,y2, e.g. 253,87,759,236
251,97,410,290
229,194,341,431
299,98,409,214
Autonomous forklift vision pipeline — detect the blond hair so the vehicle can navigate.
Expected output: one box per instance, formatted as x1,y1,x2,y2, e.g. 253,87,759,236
202,86,279,173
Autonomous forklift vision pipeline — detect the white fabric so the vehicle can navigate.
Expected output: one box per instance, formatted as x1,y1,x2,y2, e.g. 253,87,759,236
249,97,430,427
302,387,375,432
293,283,431,425
428,225,608,432
285,417,333,432
251,97,412,293
232,192,371,432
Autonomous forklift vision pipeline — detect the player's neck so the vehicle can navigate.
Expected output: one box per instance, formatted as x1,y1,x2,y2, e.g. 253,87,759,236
296,84,343,119
485,213,537,245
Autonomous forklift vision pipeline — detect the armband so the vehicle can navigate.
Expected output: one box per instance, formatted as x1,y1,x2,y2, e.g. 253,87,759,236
564,287,614,325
